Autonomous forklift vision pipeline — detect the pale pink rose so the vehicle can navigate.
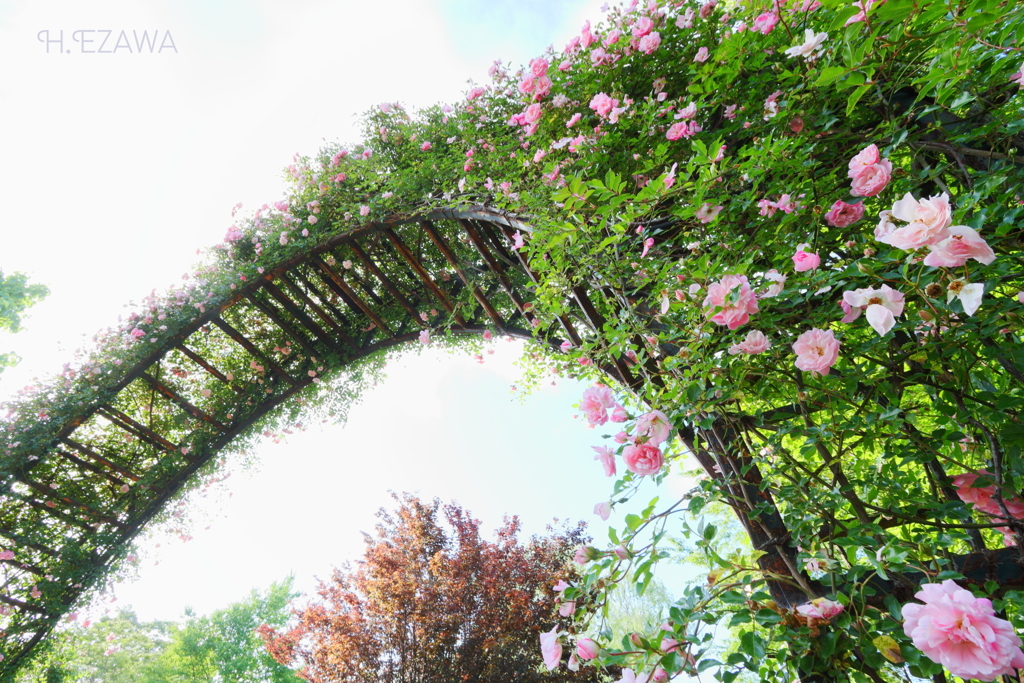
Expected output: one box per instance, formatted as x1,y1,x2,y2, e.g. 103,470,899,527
639,31,661,54
850,160,892,197
783,29,828,61
923,226,996,267
525,103,543,124
531,57,549,77
762,269,786,297
694,46,710,62
483,330,493,341
797,598,844,620
467,86,486,100
696,203,723,223
534,76,552,98
420,142,432,151
558,600,576,617
699,0,716,18
540,626,563,670
553,580,570,593
574,545,596,564
129,328,145,339
704,275,759,329
847,143,881,177
792,249,820,272
518,73,535,95
577,638,600,660
590,93,619,119
581,385,615,426
728,329,771,355
592,445,616,476
619,669,650,683
752,11,778,33
224,225,243,242
677,102,698,119
661,636,680,653
875,210,897,242
594,502,611,521
886,192,953,249
610,404,628,422
419,330,430,345
0,550,14,561
623,443,665,476
842,285,904,335
513,231,525,249
635,410,672,446
613,545,630,560
792,328,840,376
566,113,581,128
902,580,1024,681
824,200,864,227
359,205,370,216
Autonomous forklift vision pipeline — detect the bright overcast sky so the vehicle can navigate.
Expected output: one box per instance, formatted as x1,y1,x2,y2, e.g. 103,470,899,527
0,0,701,623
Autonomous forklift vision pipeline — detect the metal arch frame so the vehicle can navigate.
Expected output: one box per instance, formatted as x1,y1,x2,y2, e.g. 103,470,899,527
0,206,646,673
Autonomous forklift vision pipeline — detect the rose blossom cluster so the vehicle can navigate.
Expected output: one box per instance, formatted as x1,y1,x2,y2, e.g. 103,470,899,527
847,144,891,197
902,580,1024,680
953,470,1024,545
875,192,996,268
579,384,626,426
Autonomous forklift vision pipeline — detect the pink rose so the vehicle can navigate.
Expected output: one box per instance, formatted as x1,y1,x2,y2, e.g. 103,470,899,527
558,600,576,617
623,443,664,476
696,203,723,223
847,143,881,176
593,502,611,521
952,470,997,508
923,226,996,267
524,103,543,124
635,410,672,446
728,329,771,355
224,225,243,242
752,11,778,33
792,328,840,376
420,142,432,151
577,638,600,660
902,580,1024,681
797,598,844,620
666,122,686,140
639,31,661,54
581,385,615,426
700,0,716,18
592,445,617,477
589,93,618,119
792,248,820,272
531,57,549,77
703,274,759,329
359,205,370,216
850,160,892,197
887,192,953,248
694,46,710,63
824,200,864,227
540,626,563,670
633,16,654,37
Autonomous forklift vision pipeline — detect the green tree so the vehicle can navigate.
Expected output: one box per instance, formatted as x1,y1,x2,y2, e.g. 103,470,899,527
0,270,48,375
155,578,301,683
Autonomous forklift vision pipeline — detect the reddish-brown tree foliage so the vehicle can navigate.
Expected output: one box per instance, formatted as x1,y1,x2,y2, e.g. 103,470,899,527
259,493,614,683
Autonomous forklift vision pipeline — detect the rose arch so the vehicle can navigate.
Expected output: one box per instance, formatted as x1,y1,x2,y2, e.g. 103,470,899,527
5,0,1024,680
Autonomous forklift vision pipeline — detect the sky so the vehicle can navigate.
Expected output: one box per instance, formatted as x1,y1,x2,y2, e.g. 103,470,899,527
0,0,704,626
